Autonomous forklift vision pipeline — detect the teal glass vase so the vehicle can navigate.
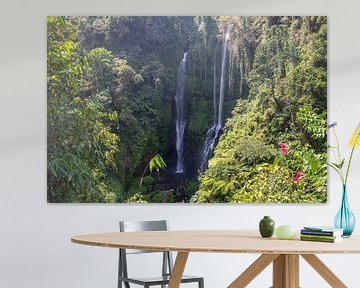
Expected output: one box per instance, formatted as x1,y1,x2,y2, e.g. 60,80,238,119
334,185,356,237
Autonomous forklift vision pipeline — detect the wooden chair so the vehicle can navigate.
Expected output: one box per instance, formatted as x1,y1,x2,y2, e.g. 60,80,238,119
118,220,204,288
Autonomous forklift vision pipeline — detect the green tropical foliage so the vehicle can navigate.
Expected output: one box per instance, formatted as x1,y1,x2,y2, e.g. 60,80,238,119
139,154,167,187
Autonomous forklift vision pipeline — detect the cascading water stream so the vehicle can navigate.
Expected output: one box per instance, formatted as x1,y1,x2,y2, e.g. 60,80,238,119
174,52,188,173
213,44,218,124
198,124,222,172
199,30,230,173
217,31,230,127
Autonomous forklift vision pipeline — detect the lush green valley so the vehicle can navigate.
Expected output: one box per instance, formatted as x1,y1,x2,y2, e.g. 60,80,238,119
47,16,327,203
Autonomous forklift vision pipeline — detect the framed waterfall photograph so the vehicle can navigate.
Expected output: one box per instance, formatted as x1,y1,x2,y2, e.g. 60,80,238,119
47,16,327,203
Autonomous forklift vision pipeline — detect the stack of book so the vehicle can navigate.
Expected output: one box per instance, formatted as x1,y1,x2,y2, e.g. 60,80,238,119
300,226,344,243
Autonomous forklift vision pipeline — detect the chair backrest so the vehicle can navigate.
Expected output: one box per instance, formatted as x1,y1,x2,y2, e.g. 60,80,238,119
119,220,168,254
118,220,173,283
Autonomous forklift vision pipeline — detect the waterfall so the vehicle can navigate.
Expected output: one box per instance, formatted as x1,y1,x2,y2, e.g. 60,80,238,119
198,123,222,172
217,31,230,127
175,52,188,173
213,44,218,124
199,30,230,173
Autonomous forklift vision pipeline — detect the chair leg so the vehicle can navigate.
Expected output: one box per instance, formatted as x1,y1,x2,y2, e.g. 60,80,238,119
199,278,204,288
118,249,122,288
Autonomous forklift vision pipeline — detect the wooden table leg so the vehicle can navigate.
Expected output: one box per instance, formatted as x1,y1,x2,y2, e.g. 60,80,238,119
272,254,299,288
228,254,279,288
301,254,347,288
229,253,347,288
168,252,189,288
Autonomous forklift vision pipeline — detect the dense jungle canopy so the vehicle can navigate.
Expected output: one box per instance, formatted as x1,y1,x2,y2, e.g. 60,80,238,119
47,16,327,203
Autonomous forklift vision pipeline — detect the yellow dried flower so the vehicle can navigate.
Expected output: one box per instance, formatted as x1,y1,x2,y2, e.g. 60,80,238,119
349,122,360,148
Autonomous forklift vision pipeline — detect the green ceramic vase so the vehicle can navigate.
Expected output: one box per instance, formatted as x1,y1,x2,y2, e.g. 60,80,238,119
259,216,275,237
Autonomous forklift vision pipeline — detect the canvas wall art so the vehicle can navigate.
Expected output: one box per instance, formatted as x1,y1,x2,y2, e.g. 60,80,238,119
47,16,327,203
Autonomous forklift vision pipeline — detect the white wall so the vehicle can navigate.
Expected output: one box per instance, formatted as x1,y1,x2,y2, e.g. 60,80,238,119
1,0,360,287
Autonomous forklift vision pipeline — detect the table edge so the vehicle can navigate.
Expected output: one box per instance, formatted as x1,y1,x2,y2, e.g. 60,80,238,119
71,233,360,255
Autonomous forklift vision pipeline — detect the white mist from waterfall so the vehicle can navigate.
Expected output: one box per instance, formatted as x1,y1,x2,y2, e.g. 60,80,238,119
199,30,230,173
175,52,188,173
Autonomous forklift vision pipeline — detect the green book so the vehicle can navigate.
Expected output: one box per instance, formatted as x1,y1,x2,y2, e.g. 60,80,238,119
300,236,342,243
300,234,340,240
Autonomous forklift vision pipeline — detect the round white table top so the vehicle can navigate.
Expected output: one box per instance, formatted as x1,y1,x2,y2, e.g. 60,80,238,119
71,230,360,254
